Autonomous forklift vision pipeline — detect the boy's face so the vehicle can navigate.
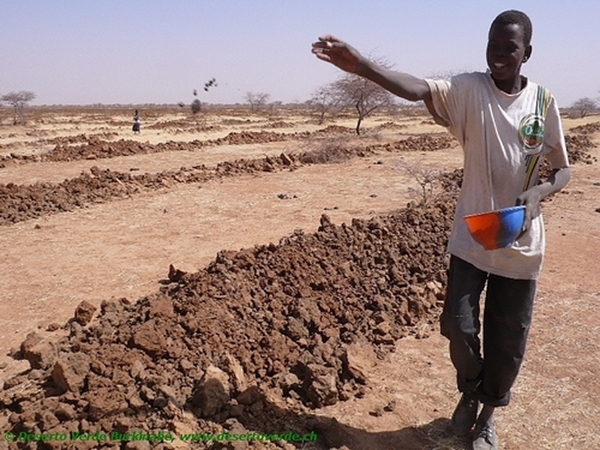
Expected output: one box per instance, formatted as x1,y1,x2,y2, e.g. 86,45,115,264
486,23,532,91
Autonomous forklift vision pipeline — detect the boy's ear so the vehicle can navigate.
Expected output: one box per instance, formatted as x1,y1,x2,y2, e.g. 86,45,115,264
523,45,533,63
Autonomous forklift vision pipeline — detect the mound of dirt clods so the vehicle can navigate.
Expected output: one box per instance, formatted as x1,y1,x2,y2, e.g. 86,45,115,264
0,151,324,226
538,133,598,181
569,121,600,135
0,131,312,166
564,134,598,165
1,199,456,449
369,133,456,153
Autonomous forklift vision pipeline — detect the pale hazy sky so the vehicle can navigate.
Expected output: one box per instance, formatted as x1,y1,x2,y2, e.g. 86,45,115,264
1,1,598,108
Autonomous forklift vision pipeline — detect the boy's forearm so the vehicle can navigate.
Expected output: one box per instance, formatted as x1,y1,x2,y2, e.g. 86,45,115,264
517,167,570,231
534,167,571,199
355,59,431,102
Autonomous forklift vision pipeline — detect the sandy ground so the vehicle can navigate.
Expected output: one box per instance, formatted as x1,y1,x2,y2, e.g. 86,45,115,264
0,107,599,449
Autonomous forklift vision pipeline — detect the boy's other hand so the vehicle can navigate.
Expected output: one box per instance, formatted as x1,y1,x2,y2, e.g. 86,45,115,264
516,167,570,238
311,35,362,74
515,189,542,237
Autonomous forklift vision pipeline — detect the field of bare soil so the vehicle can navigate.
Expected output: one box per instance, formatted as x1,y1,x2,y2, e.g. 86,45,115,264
0,105,599,450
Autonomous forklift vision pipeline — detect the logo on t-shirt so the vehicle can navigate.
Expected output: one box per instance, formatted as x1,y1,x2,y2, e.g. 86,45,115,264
518,113,544,153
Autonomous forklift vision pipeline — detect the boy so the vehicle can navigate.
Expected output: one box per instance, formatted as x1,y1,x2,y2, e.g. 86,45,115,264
312,10,570,450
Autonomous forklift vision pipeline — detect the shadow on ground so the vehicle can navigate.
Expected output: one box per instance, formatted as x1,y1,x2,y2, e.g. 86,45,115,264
210,390,471,450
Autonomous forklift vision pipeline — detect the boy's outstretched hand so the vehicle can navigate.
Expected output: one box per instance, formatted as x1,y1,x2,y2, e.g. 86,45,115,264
311,35,362,74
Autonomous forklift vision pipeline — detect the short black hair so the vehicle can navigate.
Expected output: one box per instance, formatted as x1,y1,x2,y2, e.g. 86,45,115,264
490,10,533,47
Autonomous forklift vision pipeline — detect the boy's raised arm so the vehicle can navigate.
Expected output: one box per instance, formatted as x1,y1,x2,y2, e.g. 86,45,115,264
312,35,431,102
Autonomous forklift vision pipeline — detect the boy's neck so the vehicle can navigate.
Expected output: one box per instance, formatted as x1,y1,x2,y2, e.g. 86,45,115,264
492,74,527,94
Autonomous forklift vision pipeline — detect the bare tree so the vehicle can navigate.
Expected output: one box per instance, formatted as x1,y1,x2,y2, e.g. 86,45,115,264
307,84,340,125
570,97,597,118
328,57,394,135
331,72,393,135
244,92,270,114
0,91,36,125
267,100,284,116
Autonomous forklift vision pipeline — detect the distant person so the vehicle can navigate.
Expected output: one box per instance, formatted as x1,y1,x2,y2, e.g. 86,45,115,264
132,109,140,134
312,10,570,450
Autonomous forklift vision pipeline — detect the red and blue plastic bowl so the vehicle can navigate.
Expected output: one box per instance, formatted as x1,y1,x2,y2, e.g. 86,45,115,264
463,205,526,250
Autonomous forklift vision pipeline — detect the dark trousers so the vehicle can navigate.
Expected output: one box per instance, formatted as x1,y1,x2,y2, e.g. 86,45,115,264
440,255,536,407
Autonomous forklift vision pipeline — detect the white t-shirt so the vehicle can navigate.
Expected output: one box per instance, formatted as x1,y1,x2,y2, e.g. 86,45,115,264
425,72,569,280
